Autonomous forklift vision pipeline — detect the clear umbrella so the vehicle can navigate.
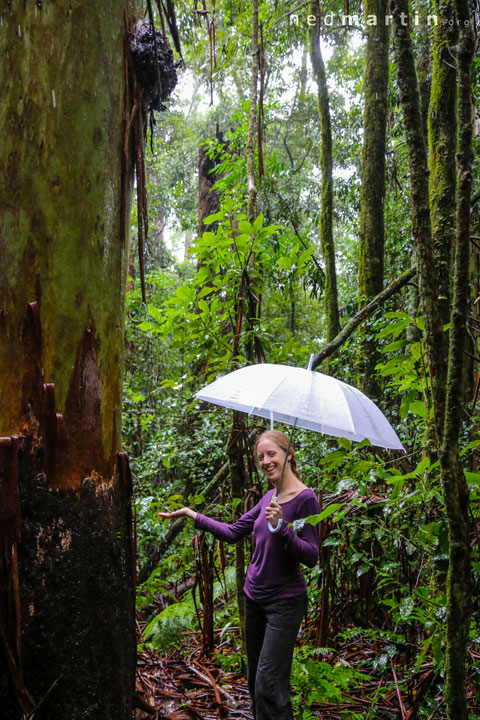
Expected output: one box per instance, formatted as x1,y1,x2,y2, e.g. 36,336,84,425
196,356,404,451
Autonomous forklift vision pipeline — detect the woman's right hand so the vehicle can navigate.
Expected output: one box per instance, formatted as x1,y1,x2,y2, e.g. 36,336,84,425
158,507,197,521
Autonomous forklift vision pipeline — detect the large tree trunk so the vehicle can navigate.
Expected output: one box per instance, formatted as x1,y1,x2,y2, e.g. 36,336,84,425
439,0,475,715
357,0,389,400
392,0,446,441
393,0,475,716
308,0,340,345
0,2,140,718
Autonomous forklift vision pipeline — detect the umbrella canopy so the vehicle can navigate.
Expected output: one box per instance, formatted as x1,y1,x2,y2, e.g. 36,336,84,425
196,362,404,451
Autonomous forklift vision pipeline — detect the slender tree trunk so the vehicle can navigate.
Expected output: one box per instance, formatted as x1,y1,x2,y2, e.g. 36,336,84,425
0,3,140,717
228,412,247,641
357,0,389,399
392,0,446,440
428,0,458,329
247,0,259,225
439,1,475,716
308,1,340,344
227,0,260,640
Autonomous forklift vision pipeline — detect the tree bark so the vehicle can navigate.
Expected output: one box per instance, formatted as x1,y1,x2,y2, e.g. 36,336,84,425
228,412,247,641
428,0,458,329
391,0,446,441
357,0,389,399
308,1,340,344
247,0,259,225
0,2,140,717
439,0,475,716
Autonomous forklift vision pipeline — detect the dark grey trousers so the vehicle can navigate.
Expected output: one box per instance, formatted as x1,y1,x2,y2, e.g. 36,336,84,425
244,593,307,720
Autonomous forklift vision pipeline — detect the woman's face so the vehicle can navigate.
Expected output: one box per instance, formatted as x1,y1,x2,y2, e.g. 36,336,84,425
256,436,290,486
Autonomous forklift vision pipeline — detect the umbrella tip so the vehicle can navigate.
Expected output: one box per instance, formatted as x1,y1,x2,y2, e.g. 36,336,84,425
307,354,315,371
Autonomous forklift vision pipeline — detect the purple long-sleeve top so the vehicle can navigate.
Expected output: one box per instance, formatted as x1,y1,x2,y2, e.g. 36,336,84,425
194,487,320,603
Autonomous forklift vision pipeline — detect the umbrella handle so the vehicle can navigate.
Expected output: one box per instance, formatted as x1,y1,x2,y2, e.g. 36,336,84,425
268,495,283,532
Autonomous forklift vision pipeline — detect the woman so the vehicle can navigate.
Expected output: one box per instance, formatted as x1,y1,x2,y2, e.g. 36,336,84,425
158,430,320,720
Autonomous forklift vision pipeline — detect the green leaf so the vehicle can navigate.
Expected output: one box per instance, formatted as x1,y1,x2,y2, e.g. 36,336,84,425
176,285,194,302
305,503,342,526
253,213,264,232
408,400,427,419
238,219,253,235
203,211,224,225
277,256,293,270
415,456,430,474
146,304,163,323
464,471,480,486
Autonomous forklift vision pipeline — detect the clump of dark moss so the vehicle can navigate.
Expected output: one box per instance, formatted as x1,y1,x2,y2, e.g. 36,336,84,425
130,20,179,112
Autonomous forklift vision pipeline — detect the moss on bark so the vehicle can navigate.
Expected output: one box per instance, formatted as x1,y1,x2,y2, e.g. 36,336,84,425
308,1,340,344
439,0,475,715
392,0,446,440
428,0,458,329
357,0,389,399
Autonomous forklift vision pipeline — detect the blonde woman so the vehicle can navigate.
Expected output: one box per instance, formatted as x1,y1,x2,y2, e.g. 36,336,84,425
159,430,320,720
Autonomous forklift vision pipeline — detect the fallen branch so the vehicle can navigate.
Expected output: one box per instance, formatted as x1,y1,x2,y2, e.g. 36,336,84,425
311,264,416,369
190,661,236,706
390,659,406,719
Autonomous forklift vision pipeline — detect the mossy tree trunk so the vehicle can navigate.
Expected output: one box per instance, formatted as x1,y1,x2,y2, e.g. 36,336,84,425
393,0,475,716
439,0,475,716
357,0,389,400
392,0,446,440
308,1,340,345
428,0,458,330
228,412,247,642
0,2,140,718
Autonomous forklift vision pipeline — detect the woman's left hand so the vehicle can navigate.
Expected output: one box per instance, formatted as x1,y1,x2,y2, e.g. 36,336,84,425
265,499,282,528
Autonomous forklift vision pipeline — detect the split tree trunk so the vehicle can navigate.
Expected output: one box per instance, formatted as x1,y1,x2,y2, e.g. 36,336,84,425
0,2,140,717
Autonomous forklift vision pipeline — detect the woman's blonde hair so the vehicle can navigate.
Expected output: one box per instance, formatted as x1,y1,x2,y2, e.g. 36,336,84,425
255,430,299,477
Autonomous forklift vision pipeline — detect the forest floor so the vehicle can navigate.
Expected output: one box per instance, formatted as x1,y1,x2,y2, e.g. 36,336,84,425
134,636,452,720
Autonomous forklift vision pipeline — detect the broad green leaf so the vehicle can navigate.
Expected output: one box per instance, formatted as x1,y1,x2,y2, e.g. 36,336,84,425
277,256,293,270
305,503,342,525
238,219,253,235
415,456,431,474
408,400,427,419
464,471,480,486
203,211,224,225
146,304,163,323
